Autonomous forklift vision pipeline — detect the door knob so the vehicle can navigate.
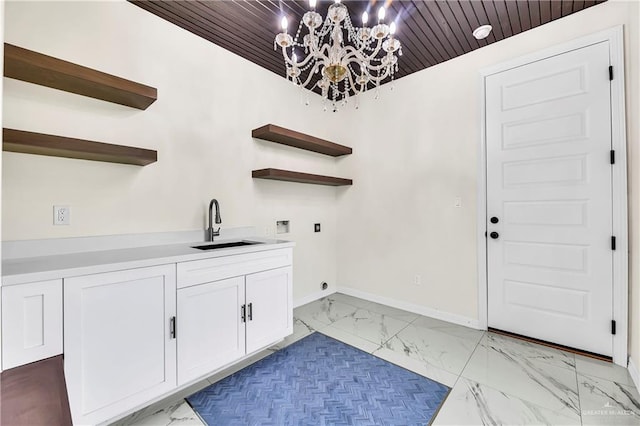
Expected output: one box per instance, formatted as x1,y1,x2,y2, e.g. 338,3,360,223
490,231,499,239
490,217,499,224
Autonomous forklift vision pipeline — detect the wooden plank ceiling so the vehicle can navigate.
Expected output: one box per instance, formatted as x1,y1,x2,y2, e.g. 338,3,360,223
130,1,605,85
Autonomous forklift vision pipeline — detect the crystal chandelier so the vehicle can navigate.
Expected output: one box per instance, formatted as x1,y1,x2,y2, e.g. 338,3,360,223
274,0,402,111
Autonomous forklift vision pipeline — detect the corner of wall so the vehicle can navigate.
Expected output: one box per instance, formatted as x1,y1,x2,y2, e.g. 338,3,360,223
629,356,640,394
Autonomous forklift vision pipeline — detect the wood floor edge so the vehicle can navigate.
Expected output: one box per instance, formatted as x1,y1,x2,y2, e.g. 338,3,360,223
488,328,612,362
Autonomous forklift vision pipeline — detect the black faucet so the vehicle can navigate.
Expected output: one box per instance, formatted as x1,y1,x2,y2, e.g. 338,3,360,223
207,199,222,241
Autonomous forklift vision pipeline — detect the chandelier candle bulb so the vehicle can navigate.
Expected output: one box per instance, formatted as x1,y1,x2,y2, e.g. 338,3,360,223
362,11,368,25
281,16,288,32
309,0,316,9
390,22,396,35
378,7,386,22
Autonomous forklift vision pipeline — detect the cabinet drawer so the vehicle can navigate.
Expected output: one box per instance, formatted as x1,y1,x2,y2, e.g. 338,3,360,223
2,279,63,370
177,248,292,288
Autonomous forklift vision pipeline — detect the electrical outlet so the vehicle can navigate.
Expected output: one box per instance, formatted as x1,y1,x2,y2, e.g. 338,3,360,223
53,205,70,225
314,223,321,232
413,274,422,287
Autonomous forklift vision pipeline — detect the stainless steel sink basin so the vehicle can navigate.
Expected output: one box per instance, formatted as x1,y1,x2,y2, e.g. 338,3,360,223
192,241,263,250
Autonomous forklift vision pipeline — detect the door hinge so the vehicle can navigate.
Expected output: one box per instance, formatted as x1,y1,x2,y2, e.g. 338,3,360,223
610,150,615,164
609,65,614,81
170,316,177,339
612,320,617,335
611,236,617,250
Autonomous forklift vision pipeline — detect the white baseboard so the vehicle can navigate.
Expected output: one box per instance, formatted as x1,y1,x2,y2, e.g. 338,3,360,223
337,286,481,329
293,289,334,308
629,357,640,394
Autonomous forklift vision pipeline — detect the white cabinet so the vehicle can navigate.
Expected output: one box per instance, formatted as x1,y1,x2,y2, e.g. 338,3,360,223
177,276,246,385
64,265,177,425
176,249,293,385
246,267,293,353
3,243,293,424
1,279,63,370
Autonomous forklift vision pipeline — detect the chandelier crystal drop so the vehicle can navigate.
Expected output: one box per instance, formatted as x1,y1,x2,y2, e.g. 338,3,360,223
274,0,402,111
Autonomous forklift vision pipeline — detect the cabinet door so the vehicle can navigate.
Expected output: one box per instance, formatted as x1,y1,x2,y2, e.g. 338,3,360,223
64,265,176,425
2,279,63,370
177,276,246,385
245,267,293,354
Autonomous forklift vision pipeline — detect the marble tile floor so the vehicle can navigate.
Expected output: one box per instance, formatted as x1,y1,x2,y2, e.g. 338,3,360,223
113,292,640,426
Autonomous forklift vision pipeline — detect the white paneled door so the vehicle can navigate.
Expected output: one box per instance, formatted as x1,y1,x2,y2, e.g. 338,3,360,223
486,41,613,356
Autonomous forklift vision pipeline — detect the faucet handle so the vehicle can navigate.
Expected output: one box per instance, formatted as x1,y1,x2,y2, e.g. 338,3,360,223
213,227,220,237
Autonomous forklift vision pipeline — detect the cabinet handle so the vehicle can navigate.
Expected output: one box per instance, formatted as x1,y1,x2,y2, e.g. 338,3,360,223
241,304,246,323
170,316,176,339
248,303,253,321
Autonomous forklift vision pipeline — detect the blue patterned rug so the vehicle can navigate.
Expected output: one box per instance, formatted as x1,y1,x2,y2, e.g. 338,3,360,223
186,332,450,425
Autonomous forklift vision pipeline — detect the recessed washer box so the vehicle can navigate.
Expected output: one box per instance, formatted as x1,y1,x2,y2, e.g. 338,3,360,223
276,220,290,234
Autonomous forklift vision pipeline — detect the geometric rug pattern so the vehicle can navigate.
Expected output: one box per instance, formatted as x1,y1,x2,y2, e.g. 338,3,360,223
187,332,450,425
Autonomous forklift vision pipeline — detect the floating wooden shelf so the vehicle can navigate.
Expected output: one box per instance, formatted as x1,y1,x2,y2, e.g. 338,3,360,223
4,43,157,110
252,124,352,157
3,128,158,166
252,168,352,186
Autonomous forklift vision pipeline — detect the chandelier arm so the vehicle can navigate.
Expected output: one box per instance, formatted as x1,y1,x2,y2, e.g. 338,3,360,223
346,70,362,96
281,46,316,69
367,64,390,72
342,45,379,64
366,38,385,60
341,47,367,64
299,64,321,88
347,64,368,92
315,43,331,63
368,67,391,82
306,32,323,56
366,57,397,72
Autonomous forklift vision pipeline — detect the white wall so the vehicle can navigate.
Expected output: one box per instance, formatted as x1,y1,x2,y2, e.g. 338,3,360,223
2,0,341,302
335,0,640,339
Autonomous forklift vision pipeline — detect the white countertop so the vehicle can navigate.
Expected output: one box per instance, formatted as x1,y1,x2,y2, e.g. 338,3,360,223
2,237,295,286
